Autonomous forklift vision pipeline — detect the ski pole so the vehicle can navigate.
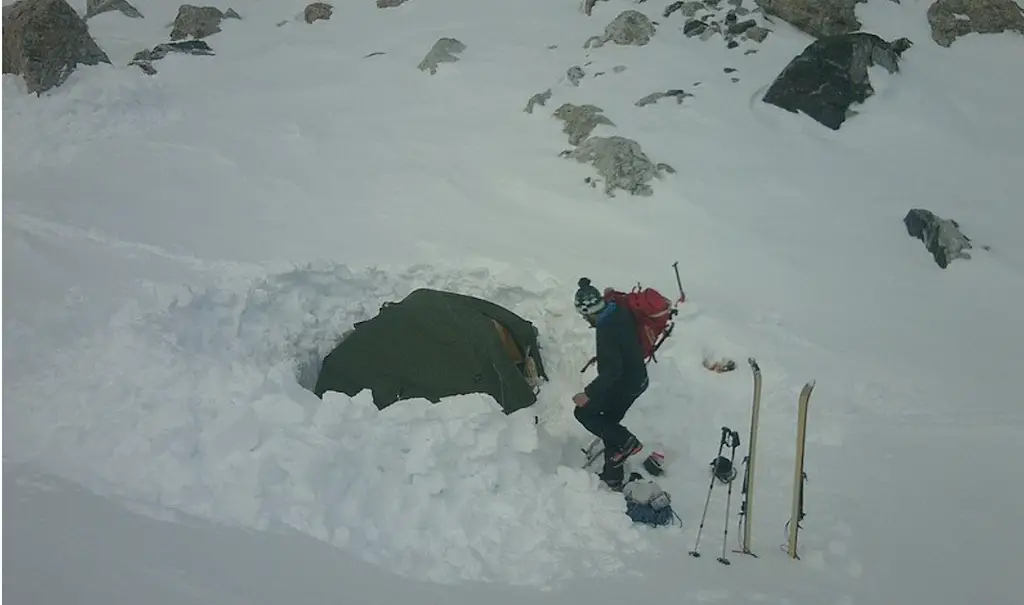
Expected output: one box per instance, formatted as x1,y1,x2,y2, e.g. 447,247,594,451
690,426,730,558
718,429,741,566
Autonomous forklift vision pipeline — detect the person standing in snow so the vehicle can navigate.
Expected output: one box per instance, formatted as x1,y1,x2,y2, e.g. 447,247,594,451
572,277,648,491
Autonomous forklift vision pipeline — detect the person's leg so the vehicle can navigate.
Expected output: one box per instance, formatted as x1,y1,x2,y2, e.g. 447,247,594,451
604,379,649,462
574,398,614,442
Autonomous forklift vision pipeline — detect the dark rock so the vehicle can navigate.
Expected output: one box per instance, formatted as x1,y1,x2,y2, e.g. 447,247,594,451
377,0,411,7
567,65,585,86
585,9,656,48
762,32,912,130
745,25,770,41
754,0,863,38
903,209,972,268
927,0,1024,47
724,67,737,72
728,18,757,34
524,88,552,114
170,5,239,40
304,2,332,23
635,89,693,106
2,0,111,95
683,19,707,36
85,0,142,19
727,39,739,48
665,1,705,17
130,39,213,74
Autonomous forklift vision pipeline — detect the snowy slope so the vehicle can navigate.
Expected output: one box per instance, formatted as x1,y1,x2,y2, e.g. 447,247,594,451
5,0,1024,603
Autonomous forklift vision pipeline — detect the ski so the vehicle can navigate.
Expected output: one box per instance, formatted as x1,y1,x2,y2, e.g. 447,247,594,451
733,356,762,558
786,380,815,559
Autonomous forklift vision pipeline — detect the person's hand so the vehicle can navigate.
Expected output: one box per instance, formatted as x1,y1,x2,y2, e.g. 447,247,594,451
572,392,589,407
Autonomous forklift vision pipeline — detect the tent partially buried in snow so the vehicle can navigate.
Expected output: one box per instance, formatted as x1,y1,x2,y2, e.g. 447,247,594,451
313,288,548,414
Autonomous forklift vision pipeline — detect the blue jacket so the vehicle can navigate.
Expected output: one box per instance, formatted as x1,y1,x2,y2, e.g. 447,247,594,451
584,302,648,404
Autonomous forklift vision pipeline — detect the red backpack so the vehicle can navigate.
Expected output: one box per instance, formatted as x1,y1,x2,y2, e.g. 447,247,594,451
582,284,681,372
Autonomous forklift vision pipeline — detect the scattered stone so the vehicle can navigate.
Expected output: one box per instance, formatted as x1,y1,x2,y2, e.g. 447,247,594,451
613,64,628,72
582,0,606,16
736,6,751,15
562,135,674,197
584,9,656,48
552,103,615,145
927,0,1024,47
724,67,737,72
745,25,770,41
417,37,465,74
364,51,385,58
762,32,913,130
524,88,553,114
129,39,213,74
377,0,411,7
727,39,739,47
567,65,586,86
754,0,862,38
903,208,973,268
700,23,721,40
664,0,705,17
731,76,740,81
2,0,111,95
745,48,758,54
635,89,694,106
304,2,332,23
170,5,240,40
728,18,757,34
85,0,142,19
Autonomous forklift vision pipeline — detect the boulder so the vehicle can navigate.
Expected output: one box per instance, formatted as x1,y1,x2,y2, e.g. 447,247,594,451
762,32,913,130
304,2,332,23
584,9,656,48
417,37,465,74
170,5,240,40
552,103,615,145
2,0,111,95
927,0,1024,47
754,0,863,38
903,208,972,268
85,0,142,19
561,135,674,197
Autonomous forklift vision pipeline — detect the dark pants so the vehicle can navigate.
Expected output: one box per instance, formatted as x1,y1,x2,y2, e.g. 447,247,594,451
575,378,648,484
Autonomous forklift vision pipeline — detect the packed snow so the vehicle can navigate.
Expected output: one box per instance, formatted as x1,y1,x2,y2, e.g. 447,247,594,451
4,0,1024,603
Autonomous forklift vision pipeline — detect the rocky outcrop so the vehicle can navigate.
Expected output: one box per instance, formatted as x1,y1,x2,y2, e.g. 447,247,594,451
762,33,913,130
584,9,656,48
418,37,465,74
553,103,615,145
304,2,332,23
170,5,241,40
904,209,973,268
927,0,1024,47
85,0,142,19
2,0,111,95
561,136,675,197
672,1,773,47
130,39,214,74
755,0,863,38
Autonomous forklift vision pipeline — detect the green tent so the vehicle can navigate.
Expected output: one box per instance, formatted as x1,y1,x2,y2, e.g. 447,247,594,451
313,288,548,414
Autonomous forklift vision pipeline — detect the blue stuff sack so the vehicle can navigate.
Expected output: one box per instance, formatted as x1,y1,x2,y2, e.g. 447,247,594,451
623,475,682,527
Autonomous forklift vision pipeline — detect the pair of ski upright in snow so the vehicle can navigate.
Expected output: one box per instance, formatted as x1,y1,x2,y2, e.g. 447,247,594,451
689,357,816,564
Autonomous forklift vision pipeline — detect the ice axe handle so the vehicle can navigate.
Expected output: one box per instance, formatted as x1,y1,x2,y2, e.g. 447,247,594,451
672,261,686,303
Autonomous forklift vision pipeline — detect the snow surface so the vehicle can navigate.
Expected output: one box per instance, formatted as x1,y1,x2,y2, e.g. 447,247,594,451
4,0,1024,602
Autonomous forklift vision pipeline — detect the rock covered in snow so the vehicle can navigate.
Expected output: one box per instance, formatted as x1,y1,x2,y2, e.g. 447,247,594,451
927,0,1024,47
567,65,586,86
524,88,553,113
170,5,241,41
304,2,332,23
904,209,973,268
1,0,111,95
635,89,693,107
561,135,675,197
552,103,615,145
417,37,465,74
755,0,863,38
130,40,214,75
85,0,142,19
584,9,656,48
762,32,913,130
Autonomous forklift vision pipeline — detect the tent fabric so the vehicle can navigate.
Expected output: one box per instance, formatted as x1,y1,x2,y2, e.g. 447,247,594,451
313,288,548,414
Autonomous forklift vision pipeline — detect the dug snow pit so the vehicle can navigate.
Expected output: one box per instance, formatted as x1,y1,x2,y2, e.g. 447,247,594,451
585,9,656,48
2,0,111,95
927,0,1024,47
903,208,973,268
418,37,465,74
552,103,615,146
562,135,674,197
763,32,912,130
